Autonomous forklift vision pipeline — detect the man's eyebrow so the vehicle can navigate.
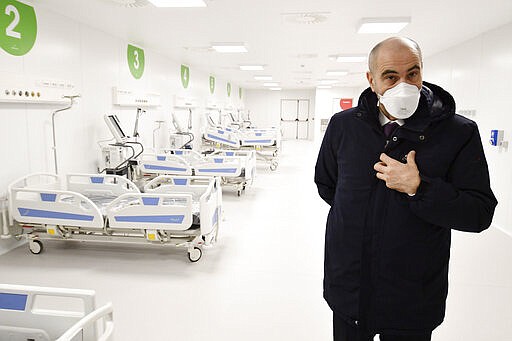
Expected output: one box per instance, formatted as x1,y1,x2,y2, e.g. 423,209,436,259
380,65,421,77
407,65,421,72
381,69,398,76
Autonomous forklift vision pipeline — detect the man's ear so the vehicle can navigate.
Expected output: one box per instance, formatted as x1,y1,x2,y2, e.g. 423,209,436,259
366,71,375,92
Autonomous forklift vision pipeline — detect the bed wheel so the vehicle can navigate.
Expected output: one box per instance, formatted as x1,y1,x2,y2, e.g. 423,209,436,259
237,190,242,197
272,151,278,157
188,247,202,262
270,161,278,171
29,240,43,255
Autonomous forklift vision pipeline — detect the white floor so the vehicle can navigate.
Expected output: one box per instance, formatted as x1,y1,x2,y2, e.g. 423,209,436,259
1,140,512,341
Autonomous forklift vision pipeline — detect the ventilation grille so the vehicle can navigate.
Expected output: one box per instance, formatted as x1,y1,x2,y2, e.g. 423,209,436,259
295,53,318,59
183,46,214,53
282,12,330,25
104,0,149,8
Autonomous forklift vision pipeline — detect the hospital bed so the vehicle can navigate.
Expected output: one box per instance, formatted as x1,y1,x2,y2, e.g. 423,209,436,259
202,115,280,170
0,284,113,341
138,149,256,196
8,173,221,262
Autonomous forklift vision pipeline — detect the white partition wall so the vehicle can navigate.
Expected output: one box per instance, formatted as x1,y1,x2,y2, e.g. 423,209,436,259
423,21,512,236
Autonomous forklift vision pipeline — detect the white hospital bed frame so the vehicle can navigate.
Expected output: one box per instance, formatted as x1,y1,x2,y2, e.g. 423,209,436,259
202,116,280,170
0,284,113,341
138,149,256,196
8,173,221,262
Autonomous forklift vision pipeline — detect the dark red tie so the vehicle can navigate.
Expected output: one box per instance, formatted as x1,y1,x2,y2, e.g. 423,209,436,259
383,122,399,137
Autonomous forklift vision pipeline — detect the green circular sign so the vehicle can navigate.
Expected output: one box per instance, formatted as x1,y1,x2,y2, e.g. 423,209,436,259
209,76,215,94
0,0,37,56
181,65,190,89
127,44,145,79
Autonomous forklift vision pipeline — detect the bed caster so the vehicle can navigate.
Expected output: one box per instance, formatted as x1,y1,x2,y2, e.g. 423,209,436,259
272,151,278,157
237,190,242,197
188,247,202,262
270,161,278,171
29,240,43,255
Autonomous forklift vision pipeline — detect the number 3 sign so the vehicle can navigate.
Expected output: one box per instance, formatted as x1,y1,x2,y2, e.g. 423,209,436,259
127,44,145,79
0,0,37,56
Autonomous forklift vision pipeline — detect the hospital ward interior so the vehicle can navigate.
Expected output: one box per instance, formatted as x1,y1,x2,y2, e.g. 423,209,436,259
1,0,512,340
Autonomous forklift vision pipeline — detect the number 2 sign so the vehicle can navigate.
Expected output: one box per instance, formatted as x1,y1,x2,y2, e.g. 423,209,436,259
0,0,37,56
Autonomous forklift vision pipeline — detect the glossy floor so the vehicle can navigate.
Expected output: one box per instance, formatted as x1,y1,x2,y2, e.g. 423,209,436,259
0,140,511,340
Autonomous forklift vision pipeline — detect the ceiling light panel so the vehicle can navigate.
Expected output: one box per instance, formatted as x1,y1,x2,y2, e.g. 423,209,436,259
357,17,410,33
211,43,248,53
263,82,279,87
240,65,265,71
317,85,332,89
147,0,206,7
270,87,282,91
254,75,273,81
326,70,349,76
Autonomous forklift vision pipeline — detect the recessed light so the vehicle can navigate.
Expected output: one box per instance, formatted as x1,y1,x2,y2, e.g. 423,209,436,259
317,85,332,89
254,75,273,81
211,43,248,53
270,87,282,91
240,65,265,71
147,0,206,7
357,17,410,34
334,55,367,63
263,82,279,87
326,70,348,76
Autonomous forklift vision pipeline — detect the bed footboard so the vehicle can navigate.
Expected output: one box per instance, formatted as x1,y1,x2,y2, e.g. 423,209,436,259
106,193,193,231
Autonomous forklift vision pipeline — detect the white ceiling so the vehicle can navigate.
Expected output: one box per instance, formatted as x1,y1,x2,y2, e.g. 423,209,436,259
38,0,512,90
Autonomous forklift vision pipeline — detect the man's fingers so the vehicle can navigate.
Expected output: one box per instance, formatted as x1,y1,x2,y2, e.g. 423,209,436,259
373,162,387,173
380,153,398,165
407,150,417,166
376,172,386,181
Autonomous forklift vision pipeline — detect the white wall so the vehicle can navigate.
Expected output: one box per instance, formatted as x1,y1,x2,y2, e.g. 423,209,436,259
244,89,316,140
0,3,243,255
420,21,512,341
423,21,512,235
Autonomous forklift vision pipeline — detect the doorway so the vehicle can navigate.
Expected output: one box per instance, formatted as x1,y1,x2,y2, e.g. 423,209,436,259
280,99,310,140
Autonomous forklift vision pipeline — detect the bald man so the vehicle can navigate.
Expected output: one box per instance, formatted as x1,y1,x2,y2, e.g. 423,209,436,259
315,37,497,341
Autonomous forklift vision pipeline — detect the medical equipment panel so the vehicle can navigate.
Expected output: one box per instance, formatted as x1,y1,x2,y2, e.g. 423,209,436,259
112,87,161,107
104,115,127,144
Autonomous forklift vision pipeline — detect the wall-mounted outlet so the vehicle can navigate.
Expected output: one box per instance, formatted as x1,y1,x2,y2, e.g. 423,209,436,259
457,109,477,117
0,78,75,104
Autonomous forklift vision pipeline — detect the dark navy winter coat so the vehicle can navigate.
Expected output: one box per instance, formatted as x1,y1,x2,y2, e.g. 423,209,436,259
315,82,497,335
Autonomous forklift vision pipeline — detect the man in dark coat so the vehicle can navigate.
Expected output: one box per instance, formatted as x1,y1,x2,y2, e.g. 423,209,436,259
315,37,497,341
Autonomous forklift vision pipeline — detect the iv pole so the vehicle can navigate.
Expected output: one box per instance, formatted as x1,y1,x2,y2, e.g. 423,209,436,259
52,94,81,174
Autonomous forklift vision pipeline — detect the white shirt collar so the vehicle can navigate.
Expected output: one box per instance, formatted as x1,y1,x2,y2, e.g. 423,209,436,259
378,110,404,127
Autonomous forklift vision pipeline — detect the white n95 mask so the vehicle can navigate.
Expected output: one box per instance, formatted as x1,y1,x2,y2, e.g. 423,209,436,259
378,82,421,119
